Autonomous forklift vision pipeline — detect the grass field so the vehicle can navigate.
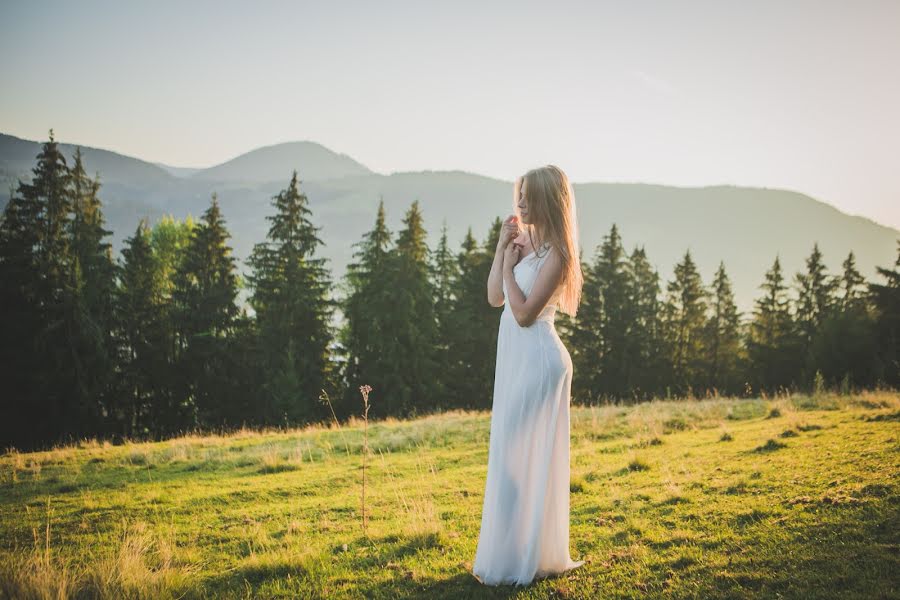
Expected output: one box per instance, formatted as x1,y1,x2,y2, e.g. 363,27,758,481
1,390,898,599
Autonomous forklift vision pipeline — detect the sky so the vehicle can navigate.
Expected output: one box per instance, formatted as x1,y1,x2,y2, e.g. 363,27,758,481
1,0,898,229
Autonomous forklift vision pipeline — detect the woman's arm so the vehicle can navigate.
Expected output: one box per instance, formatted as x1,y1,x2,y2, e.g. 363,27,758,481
487,244,506,307
487,213,520,307
502,248,564,327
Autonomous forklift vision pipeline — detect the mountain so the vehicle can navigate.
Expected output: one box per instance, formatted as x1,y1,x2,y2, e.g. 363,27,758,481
189,140,373,183
1,132,897,317
154,162,202,178
1,132,174,188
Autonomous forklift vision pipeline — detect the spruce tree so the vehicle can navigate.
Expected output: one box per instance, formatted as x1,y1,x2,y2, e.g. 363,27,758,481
794,243,839,386
115,220,171,437
0,182,44,449
565,246,604,404
703,261,742,395
430,219,459,409
340,198,399,417
747,255,798,393
1,134,116,448
69,148,114,298
387,200,442,416
868,240,900,388
813,252,878,391
443,223,503,410
661,250,709,396
625,245,664,400
837,251,866,312
247,172,336,424
594,224,635,399
13,132,76,444
24,131,73,298
66,148,117,435
173,193,241,428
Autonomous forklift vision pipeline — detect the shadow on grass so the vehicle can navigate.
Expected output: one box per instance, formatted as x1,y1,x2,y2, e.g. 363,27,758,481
715,500,898,598
864,410,900,422
187,490,899,599
610,492,898,599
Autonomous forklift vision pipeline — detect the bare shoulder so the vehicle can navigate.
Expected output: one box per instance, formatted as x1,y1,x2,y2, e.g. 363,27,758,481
535,246,564,287
542,245,564,272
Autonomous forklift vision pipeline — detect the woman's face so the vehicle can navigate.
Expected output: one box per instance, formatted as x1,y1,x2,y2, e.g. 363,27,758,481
518,178,530,225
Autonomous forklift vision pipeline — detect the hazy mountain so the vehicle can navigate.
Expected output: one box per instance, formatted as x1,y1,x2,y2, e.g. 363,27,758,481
1,132,897,317
1,132,174,188
154,162,202,178
189,140,373,183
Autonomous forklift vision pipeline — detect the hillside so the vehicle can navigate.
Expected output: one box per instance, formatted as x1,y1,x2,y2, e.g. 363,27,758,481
2,132,898,315
190,140,373,183
0,132,175,188
0,391,897,598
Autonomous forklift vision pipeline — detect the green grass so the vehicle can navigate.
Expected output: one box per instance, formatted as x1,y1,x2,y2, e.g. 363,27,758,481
1,390,898,599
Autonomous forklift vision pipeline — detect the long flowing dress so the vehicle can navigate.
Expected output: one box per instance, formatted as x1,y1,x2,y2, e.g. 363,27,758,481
472,241,585,586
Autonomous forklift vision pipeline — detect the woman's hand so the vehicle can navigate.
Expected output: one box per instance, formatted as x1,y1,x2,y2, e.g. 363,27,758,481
497,214,521,252
503,239,522,272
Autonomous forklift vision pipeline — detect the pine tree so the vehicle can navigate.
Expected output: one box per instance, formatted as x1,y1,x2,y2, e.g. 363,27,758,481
811,250,878,389
173,195,239,341
69,149,114,297
0,182,44,449
837,251,866,312
661,249,709,396
443,222,504,410
247,172,336,424
703,261,742,395
115,220,171,437
387,200,442,416
25,131,73,299
340,198,399,417
625,245,664,400
794,243,839,386
66,148,117,435
594,224,635,399
747,255,798,393
430,219,459,409
173,193,241,427
564,245,604,404
11,132,77,445
869,240,900,387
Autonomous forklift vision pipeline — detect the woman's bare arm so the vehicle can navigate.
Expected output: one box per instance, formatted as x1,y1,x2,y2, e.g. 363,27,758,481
487,245,506,307
487,212,520,307
502,249,564,327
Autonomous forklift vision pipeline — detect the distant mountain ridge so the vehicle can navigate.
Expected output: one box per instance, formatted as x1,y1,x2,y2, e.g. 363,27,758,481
1,133,371,185
1,132,174,187
190,140,373,183
154,162,202,178
1,131,897,317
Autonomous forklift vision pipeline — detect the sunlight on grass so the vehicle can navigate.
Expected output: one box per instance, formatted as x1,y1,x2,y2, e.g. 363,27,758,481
0,389,897,597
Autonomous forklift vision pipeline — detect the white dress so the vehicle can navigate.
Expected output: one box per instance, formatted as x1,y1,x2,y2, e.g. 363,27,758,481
472,241,585,586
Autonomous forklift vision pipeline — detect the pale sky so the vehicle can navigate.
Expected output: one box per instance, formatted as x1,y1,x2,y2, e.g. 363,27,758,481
2,0,898,229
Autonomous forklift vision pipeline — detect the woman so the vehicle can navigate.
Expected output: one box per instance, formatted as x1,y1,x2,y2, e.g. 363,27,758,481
472,165,585,586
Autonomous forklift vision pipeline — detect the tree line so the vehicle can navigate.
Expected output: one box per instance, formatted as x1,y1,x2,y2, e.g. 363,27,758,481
1,134,898,451
560,225,898,403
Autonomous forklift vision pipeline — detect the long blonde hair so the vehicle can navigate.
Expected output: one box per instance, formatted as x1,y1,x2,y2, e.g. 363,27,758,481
515,164,583,317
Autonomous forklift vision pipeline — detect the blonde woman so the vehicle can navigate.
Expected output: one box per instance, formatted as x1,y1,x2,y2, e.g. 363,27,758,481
472,165,586,585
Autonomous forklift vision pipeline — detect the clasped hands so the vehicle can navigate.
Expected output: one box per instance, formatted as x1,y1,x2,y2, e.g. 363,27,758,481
498,177,526,272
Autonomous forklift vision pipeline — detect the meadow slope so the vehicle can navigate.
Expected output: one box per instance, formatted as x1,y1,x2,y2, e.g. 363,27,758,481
1,391,898,599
